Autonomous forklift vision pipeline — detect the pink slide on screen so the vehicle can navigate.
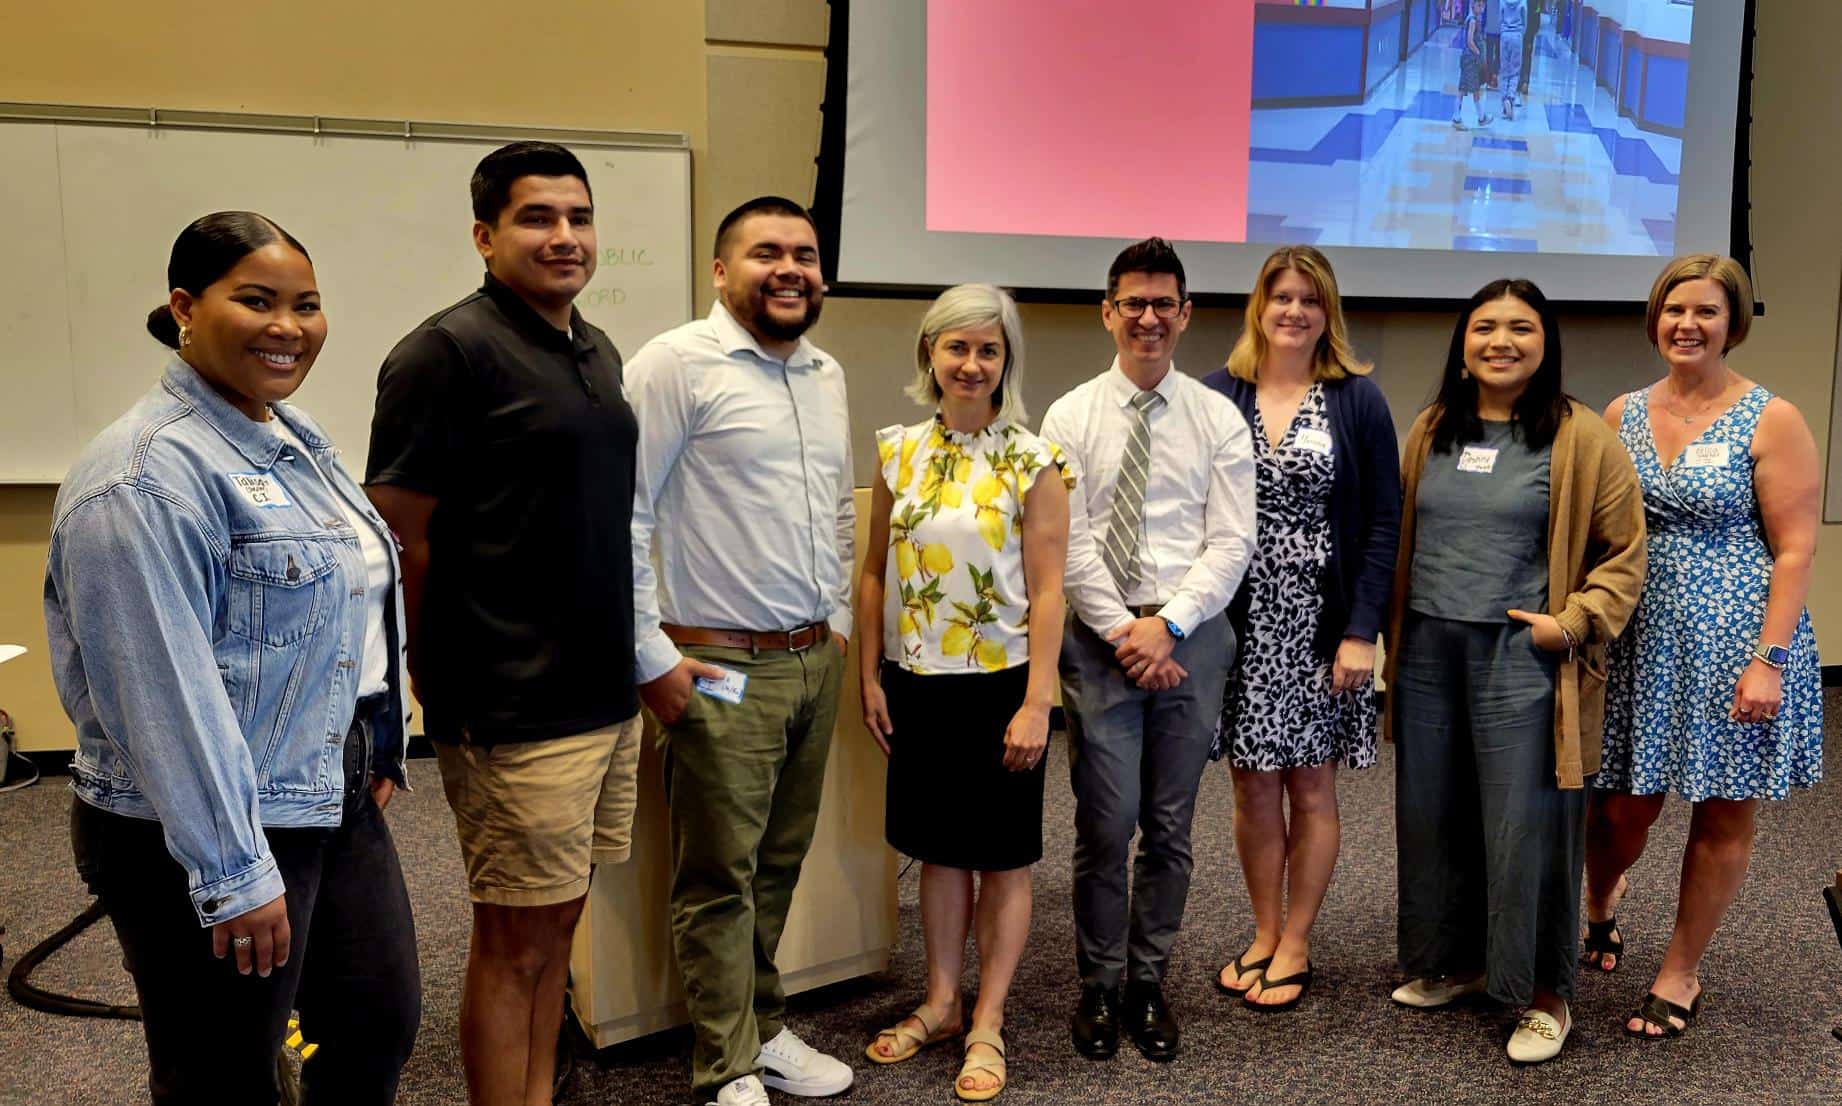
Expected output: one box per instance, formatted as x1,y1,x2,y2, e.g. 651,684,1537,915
926,0,1254,243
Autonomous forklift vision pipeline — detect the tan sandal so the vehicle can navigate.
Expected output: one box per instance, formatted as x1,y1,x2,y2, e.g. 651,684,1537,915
865,1007,950,1064
955,1028,1007,1102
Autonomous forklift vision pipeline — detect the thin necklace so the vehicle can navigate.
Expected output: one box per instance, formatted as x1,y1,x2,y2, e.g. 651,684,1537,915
1659,380,1728,425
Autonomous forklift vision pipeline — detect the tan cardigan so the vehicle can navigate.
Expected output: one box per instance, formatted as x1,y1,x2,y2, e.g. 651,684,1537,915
1382,401,1648,788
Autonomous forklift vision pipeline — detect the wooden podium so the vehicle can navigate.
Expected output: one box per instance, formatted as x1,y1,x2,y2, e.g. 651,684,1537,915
568,494,898,1048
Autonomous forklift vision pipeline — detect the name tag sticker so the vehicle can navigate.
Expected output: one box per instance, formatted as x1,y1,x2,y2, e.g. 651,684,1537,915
1457,446,1499,474
694,669,748,704
1293,428,1333,455
227,473,292,509
1683,442,1731,468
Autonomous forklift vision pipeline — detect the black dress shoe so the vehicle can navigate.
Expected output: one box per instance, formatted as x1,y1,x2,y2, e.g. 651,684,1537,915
1123,982,1180,1062
1070,983,1119,1059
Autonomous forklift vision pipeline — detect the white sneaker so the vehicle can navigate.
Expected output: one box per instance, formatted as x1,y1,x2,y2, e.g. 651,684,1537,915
710,1074,770,1106
1506,1004,1570,1063
757,1027,855,1096
1391,974,1489,1008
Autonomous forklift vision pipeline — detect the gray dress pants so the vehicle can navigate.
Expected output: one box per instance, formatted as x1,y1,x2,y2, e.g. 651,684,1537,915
1061,613,1233,990
1393,612,1585,1006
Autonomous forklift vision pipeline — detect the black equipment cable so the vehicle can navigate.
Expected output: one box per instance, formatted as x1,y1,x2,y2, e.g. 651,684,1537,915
6,899,140,1020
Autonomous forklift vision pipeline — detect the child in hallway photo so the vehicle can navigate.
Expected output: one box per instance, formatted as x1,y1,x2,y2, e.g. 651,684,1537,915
1500,0,1528,120
1454,0,1493,131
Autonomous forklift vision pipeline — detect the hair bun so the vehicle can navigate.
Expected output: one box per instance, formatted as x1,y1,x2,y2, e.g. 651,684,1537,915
146,304,182,349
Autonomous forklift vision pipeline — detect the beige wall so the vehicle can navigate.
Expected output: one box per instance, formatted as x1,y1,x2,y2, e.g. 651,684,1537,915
2,1,1836,751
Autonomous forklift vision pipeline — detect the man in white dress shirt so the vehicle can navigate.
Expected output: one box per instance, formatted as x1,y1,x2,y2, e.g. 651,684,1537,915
625,196,856,1106
1040,237,1255,1064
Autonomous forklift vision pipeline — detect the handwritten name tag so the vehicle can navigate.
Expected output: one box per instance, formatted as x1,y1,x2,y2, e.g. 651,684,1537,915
1293,428,1333,455
228,473,292,509
1457,446,1499,474
1683,442,1731,468
694,668,748,704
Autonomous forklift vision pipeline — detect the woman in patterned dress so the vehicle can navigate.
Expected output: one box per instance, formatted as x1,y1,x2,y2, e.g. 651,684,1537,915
1202,247,1401,1011
1585,255,1824,1038
856,284,1072,1101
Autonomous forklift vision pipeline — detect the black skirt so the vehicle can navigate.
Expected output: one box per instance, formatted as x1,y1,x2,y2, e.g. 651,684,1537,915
881,661,1045,871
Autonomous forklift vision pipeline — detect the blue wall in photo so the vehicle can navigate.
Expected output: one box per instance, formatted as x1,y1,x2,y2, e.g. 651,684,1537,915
1253,21,1366,103
1367,10,1405,93
1597,23,1621,88
1642,54,1689,130
1409,0,1432,51
1621,44,1642,113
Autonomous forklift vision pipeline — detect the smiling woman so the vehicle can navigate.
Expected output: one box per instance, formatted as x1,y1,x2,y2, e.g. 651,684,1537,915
46,210,421,1102
1586,254,1824,1042
1382,277,1647,1065
149,215,326,420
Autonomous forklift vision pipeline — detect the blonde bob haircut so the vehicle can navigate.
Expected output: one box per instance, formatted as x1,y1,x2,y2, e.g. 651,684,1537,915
1645,253,1754,353
1223,245,1371,383
908,282,1029,423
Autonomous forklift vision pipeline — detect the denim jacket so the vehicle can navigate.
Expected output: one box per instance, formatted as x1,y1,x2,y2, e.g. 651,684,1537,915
45,356,410,926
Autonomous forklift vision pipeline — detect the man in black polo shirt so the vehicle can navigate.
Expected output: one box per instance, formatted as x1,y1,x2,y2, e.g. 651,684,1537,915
365,141,639,1106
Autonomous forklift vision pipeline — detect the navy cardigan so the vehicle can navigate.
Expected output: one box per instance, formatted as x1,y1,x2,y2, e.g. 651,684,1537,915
1201,369,1403,662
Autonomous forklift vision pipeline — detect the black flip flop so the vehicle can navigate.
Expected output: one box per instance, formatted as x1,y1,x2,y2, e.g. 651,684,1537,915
1626,990,1702,1039
1242,962,1314,1013
1214,952,1273,997
1581,916,1624,972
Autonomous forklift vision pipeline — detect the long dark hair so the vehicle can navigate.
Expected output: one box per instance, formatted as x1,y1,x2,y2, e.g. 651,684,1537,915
1428,278,1570,453
145,212,310,349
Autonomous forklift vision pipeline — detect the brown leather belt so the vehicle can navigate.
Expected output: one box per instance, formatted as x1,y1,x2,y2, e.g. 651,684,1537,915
661,621,830,653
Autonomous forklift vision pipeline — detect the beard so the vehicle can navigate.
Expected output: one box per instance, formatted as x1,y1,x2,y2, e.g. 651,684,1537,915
742,284,824,342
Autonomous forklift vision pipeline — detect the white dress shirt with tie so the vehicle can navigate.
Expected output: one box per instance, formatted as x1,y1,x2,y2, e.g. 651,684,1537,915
626,303,856,684
1039,358,1256,640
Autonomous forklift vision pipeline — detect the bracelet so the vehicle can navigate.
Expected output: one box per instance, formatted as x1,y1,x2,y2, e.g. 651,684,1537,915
1559,625,1579,653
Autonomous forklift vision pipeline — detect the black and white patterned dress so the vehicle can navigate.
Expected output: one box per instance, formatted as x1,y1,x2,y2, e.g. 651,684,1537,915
1218,384,1378,771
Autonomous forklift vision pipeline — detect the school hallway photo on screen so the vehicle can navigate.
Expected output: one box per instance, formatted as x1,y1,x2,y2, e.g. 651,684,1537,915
1245,0,1685,257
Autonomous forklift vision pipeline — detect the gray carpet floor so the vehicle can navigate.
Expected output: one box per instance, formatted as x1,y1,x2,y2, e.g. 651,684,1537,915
3,690,1840,1105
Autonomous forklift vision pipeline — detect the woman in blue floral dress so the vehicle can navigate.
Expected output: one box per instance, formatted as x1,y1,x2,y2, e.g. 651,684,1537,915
1587,255,1824,1039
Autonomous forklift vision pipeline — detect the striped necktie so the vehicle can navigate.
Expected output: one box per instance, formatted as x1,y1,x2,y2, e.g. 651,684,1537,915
1101,388,1165,596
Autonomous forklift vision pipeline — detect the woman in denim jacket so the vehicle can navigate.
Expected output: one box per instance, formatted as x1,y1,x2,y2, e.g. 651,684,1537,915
45,212,419,1105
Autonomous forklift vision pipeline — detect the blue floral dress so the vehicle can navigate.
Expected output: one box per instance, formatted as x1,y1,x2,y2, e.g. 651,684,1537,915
1599,385,1823,801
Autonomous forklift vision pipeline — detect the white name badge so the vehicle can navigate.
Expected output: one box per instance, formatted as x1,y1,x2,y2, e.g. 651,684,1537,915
1457,446,1499,474
1683,442,1731,468
694,668,748,704
227,473,292,509
1293,428,1333,455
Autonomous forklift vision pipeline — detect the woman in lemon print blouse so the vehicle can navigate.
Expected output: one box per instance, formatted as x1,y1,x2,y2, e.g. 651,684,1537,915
857,283,1071,1102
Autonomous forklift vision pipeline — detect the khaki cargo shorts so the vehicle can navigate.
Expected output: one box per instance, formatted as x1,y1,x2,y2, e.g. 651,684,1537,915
434,713,644,906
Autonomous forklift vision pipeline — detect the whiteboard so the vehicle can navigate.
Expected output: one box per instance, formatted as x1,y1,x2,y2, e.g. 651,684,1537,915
0,116,692,482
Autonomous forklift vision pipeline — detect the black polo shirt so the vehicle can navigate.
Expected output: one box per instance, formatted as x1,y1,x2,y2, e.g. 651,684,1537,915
367,273,638,744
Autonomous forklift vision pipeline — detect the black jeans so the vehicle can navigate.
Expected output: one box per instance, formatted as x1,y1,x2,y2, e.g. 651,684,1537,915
72,718,420,1106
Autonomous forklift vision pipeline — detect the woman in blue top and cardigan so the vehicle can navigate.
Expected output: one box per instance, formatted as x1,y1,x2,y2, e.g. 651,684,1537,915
45,212,419,1105
1202,246,1401,1010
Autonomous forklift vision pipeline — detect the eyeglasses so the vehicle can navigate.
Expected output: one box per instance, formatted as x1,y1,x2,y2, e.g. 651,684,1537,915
1109,297,1185,320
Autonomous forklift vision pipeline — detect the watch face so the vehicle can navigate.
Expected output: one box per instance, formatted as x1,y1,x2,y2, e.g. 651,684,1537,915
1763,645,1791,666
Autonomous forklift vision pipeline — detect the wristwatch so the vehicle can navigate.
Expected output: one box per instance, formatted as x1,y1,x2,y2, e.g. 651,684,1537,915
1163,618,1186,641
1753,643,1789,670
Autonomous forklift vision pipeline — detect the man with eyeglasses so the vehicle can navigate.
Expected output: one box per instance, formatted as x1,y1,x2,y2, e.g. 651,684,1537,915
1040,237,1255,1063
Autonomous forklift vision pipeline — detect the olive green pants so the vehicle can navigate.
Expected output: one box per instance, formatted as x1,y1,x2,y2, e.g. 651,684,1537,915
662,641,843,1099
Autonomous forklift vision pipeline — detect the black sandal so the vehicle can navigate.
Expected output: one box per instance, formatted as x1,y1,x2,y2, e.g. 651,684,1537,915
1626,990,1702,1039
1214,952,1273,997
1581,917,1624,972
1242,962,1313,1013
